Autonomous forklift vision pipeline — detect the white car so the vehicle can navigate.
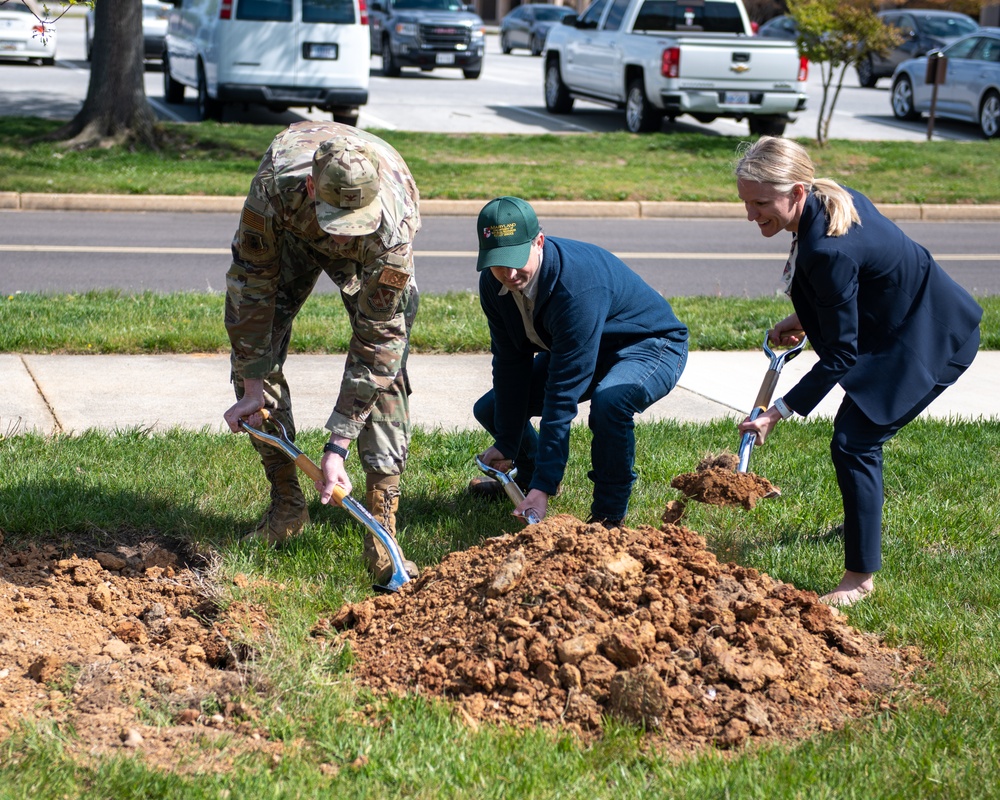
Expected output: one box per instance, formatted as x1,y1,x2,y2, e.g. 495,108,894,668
86,0,173,62
0,1,56,65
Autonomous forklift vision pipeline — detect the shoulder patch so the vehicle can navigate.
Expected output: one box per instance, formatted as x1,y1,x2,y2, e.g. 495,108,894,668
241,206,267,234
378,266,410,290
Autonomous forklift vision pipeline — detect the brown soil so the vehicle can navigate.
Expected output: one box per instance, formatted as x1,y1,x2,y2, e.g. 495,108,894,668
670,452,779,511
0,538,283,773
322,514,921,753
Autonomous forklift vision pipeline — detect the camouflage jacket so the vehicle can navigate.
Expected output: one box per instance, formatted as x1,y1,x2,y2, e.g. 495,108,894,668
226,121,420,439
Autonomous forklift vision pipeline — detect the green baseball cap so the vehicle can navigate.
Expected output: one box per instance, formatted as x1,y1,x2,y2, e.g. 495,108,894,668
476,196,540,272
312,136,383,236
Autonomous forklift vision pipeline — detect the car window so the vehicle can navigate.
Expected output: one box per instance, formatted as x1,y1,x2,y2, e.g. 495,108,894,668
944,36,979,60
534,7,569,21
633,0,745,34
579,0,611,28
919,16,977,38
236,0,292,21
303,0,356,23
976,37,1000,63
894,14,916,37
395,0,466,10
602,0,630,31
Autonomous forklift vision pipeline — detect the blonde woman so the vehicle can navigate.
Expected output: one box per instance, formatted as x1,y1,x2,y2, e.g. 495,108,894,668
734,136,982,606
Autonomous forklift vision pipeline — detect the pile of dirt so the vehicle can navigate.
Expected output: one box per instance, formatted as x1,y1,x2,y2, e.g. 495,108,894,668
0,539,282,773
321,515,919,751
670,452,778,511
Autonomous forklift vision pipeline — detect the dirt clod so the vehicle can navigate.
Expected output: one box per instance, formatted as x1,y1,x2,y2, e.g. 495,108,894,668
323,515,918,752
670,452,778,510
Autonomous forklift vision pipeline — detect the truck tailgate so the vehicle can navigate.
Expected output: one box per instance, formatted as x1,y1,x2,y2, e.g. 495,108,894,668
673,37,800,85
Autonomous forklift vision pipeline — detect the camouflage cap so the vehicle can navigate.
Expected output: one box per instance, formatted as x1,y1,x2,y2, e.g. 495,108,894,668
476,196,540,271
313,136,384,236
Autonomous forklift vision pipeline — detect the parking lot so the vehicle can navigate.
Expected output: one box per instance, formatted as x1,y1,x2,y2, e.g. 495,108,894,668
0,10,985,141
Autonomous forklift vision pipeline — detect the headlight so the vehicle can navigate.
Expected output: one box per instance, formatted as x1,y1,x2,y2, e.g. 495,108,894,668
471,25,485,39
395,22,417,37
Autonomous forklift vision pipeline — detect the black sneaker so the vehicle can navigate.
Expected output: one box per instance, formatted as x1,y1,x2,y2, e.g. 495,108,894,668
587,516,624,530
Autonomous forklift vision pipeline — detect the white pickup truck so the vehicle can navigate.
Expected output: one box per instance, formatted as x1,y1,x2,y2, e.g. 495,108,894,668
543,0,808,135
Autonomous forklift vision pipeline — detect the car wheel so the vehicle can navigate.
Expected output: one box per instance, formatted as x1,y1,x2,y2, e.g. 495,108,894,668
162,52,185,104
333,109,360,127
891,75,920,121
981,91,1000,138
856,56,877,88
625,79,662,133
530,35,542,57
381,38,400,77
748,116,786,136
197,63,223,121
544,59,573,114
41,56,55,66
501,32,512,54
463,66,482,79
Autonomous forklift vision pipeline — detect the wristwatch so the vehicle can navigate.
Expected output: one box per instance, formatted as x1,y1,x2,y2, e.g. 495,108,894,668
323,442,349,459
773,396,794,420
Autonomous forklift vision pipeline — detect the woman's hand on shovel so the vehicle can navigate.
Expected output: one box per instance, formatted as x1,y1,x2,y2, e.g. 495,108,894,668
739,407,782,446
514,489,548,525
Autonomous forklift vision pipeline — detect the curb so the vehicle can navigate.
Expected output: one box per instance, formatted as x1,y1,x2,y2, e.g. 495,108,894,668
3,192,1000,220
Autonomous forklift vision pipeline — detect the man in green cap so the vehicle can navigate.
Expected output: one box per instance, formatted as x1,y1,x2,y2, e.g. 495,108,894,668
223,121,419,585
470,196,689,528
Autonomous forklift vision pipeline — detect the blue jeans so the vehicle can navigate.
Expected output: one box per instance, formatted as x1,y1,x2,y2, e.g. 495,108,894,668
473,336,688,522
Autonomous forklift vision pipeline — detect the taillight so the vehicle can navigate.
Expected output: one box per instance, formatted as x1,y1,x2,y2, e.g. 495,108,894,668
798,55,808,82
359,0,368,25
662,47,679,78
219,0,232,19
32,23,45,35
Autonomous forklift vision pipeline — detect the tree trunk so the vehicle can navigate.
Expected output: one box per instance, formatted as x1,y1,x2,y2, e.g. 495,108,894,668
50,0,157,149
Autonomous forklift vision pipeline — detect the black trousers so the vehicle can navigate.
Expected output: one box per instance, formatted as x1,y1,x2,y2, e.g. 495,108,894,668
831,330,979,574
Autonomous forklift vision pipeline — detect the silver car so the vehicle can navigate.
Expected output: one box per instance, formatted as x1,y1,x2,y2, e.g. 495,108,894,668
890,29,1000,138
0,1,56,65
86,0,172,62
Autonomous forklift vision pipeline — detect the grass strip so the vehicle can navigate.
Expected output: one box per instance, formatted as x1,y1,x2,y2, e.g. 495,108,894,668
2,117,1000,205
2,291,999,353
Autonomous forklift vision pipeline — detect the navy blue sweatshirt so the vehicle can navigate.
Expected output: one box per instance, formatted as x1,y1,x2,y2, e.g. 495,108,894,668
479,235,687,495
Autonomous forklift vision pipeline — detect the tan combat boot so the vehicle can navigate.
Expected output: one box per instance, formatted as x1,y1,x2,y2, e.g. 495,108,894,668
243,461,310,546
364,474,419,584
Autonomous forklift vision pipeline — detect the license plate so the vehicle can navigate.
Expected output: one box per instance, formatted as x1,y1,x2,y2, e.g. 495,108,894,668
724,92,750,105
435,52,455,65
0,41,21,51
306,43,338,60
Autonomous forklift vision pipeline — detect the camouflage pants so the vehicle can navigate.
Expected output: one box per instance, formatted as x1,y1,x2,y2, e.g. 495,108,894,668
232,247,418,479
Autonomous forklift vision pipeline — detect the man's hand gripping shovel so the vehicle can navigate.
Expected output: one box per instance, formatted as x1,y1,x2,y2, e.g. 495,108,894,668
736,332,807,495
239,410,411,593
474,456,541,525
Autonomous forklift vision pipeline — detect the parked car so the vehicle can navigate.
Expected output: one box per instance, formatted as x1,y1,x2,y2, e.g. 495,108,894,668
163,0,370,123
500,3,576,56
857,9,979,88
755,14,797,41
369,0,485,79
890,29,1000,138
86,0,173,62
0,1,55,65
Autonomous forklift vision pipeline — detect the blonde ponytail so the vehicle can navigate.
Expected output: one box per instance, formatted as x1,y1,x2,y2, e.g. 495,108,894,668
735,137,860,237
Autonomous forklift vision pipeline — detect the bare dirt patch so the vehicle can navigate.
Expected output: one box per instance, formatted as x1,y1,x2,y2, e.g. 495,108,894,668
0,537,282,774
322,515,920,753
670,452,779,511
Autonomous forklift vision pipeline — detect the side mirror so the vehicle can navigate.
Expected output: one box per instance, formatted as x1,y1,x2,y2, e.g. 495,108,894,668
562,14,577,26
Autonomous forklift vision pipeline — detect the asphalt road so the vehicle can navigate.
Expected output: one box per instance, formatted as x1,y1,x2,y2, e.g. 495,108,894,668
3,211,998,296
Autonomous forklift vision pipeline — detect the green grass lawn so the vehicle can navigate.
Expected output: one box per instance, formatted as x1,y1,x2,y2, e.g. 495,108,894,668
2,117,999,204
2,419,999,798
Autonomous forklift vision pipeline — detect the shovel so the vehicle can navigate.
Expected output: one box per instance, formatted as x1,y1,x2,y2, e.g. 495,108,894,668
475,456,541,525
736,332,808,481
239,410,411,593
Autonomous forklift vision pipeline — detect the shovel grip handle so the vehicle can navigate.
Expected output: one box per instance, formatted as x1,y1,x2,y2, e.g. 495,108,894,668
753,368,782,411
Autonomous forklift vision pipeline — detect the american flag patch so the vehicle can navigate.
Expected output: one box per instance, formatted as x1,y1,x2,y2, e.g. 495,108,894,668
241,206,266,233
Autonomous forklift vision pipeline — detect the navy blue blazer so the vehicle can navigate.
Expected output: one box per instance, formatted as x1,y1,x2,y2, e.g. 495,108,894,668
784,189,982,426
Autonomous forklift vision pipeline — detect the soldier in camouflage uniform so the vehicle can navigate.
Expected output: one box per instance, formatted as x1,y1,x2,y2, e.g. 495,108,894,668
223,121,420,584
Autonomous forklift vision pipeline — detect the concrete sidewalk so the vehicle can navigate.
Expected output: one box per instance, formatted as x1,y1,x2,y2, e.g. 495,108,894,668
3,350,997,437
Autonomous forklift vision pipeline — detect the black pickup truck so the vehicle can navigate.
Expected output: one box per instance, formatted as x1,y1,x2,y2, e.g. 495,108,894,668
369,0,485,79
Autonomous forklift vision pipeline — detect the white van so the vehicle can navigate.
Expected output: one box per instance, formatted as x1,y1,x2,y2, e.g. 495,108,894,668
162,0,370,124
